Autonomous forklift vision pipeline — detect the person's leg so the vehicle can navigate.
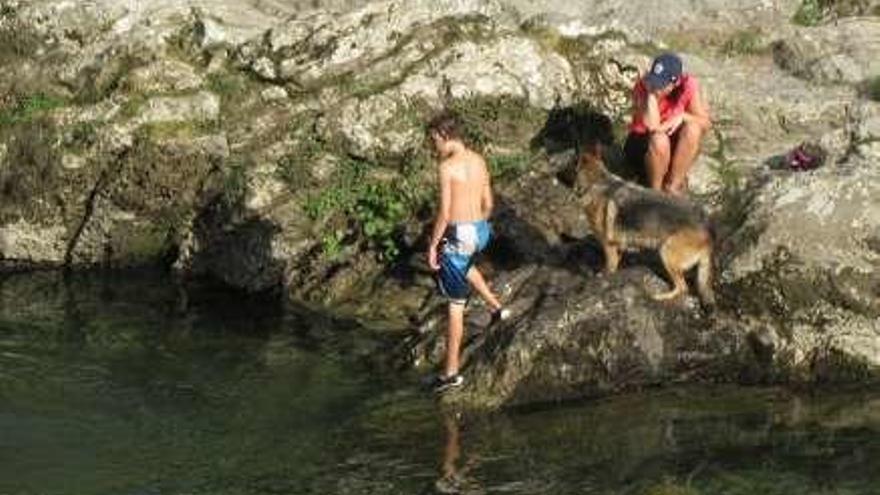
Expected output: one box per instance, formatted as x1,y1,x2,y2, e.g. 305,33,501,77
645,132,672,191
443,302,466,377
466,266,502,312
664,122,704,196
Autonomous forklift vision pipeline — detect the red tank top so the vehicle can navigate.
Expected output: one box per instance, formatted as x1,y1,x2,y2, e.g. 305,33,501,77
628,74,698,134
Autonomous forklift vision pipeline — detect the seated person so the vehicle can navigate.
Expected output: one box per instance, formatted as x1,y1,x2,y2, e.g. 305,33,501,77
624,53,712,196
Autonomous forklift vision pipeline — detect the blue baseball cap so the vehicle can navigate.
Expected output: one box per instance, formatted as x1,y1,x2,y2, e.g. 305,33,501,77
644,53,682,91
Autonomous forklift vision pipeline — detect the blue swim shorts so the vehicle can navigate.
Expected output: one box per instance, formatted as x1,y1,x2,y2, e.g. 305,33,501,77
437,220,492,305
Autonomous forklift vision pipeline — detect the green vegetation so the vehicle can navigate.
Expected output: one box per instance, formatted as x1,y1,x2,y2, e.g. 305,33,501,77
793,0,876,25
273,95,546,262
446,95,548,154
303,157,416,260
793,0,825,25
863,75,880,102
0,117,61,222
0,4,17,18
0,16,41,64
221,158,249,210
489,153,534,180
275,117,326,190
77,53,145,104
207,72,247,98
720,29,767,57
0,94,66,127
65,121,99,151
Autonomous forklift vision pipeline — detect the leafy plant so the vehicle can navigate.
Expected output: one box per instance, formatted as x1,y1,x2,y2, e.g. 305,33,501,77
321,230,346,260
792,0,873,25
0,94,66,126
793,0,825,25
304,158,417,260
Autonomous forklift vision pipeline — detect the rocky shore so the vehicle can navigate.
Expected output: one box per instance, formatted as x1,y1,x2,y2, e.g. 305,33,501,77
0,0,878,409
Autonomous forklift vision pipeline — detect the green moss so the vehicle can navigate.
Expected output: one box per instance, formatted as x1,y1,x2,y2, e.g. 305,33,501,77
119,93,148,119
720,29,768,57
135,120,218,141
863,75,880,102
793,0,875,25
0,117,62,222
63,121,99,151
221,158,249,210
0,94,67,127
207,72,246,98
77,53,146,104
315,15,496,99
110,224,174,266
446,95,548,154
793,0,825,25
488,153,535,180
0,16,41,65
810,348,877,384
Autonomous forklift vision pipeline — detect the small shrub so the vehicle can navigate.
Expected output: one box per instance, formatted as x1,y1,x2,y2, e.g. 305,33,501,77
793,0,825,25
793,0,874,25
304,158,415,260
720,29,766,57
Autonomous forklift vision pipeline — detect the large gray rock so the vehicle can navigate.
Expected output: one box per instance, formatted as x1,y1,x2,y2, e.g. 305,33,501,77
773,18,880,85
0,220,68,267
721,159,880,371
401,264,747,409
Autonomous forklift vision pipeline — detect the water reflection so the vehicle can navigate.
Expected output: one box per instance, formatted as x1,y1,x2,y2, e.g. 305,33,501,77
434,410,485,495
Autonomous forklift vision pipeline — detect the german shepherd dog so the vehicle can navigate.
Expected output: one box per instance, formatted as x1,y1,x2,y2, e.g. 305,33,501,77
575,144,716,307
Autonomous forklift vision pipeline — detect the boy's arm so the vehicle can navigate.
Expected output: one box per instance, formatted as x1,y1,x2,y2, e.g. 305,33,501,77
427,162,452,270
481,160,493,218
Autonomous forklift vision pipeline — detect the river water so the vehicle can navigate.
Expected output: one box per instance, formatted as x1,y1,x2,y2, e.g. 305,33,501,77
2,272,879,495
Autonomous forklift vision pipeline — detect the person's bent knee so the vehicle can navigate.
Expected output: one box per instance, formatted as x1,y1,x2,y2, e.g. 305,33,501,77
648,132,671,155
681,121,706,140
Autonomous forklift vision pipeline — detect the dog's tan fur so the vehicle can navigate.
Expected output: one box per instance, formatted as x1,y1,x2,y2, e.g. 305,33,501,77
576,146,715,306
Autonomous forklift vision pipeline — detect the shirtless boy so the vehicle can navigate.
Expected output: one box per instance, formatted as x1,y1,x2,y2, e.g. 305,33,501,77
426,113,507,393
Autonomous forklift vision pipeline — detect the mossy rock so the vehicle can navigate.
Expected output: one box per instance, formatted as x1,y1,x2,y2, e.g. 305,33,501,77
0,116,63,224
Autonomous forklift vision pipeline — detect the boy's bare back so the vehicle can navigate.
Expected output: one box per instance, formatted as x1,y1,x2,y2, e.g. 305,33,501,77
441,150,492,223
